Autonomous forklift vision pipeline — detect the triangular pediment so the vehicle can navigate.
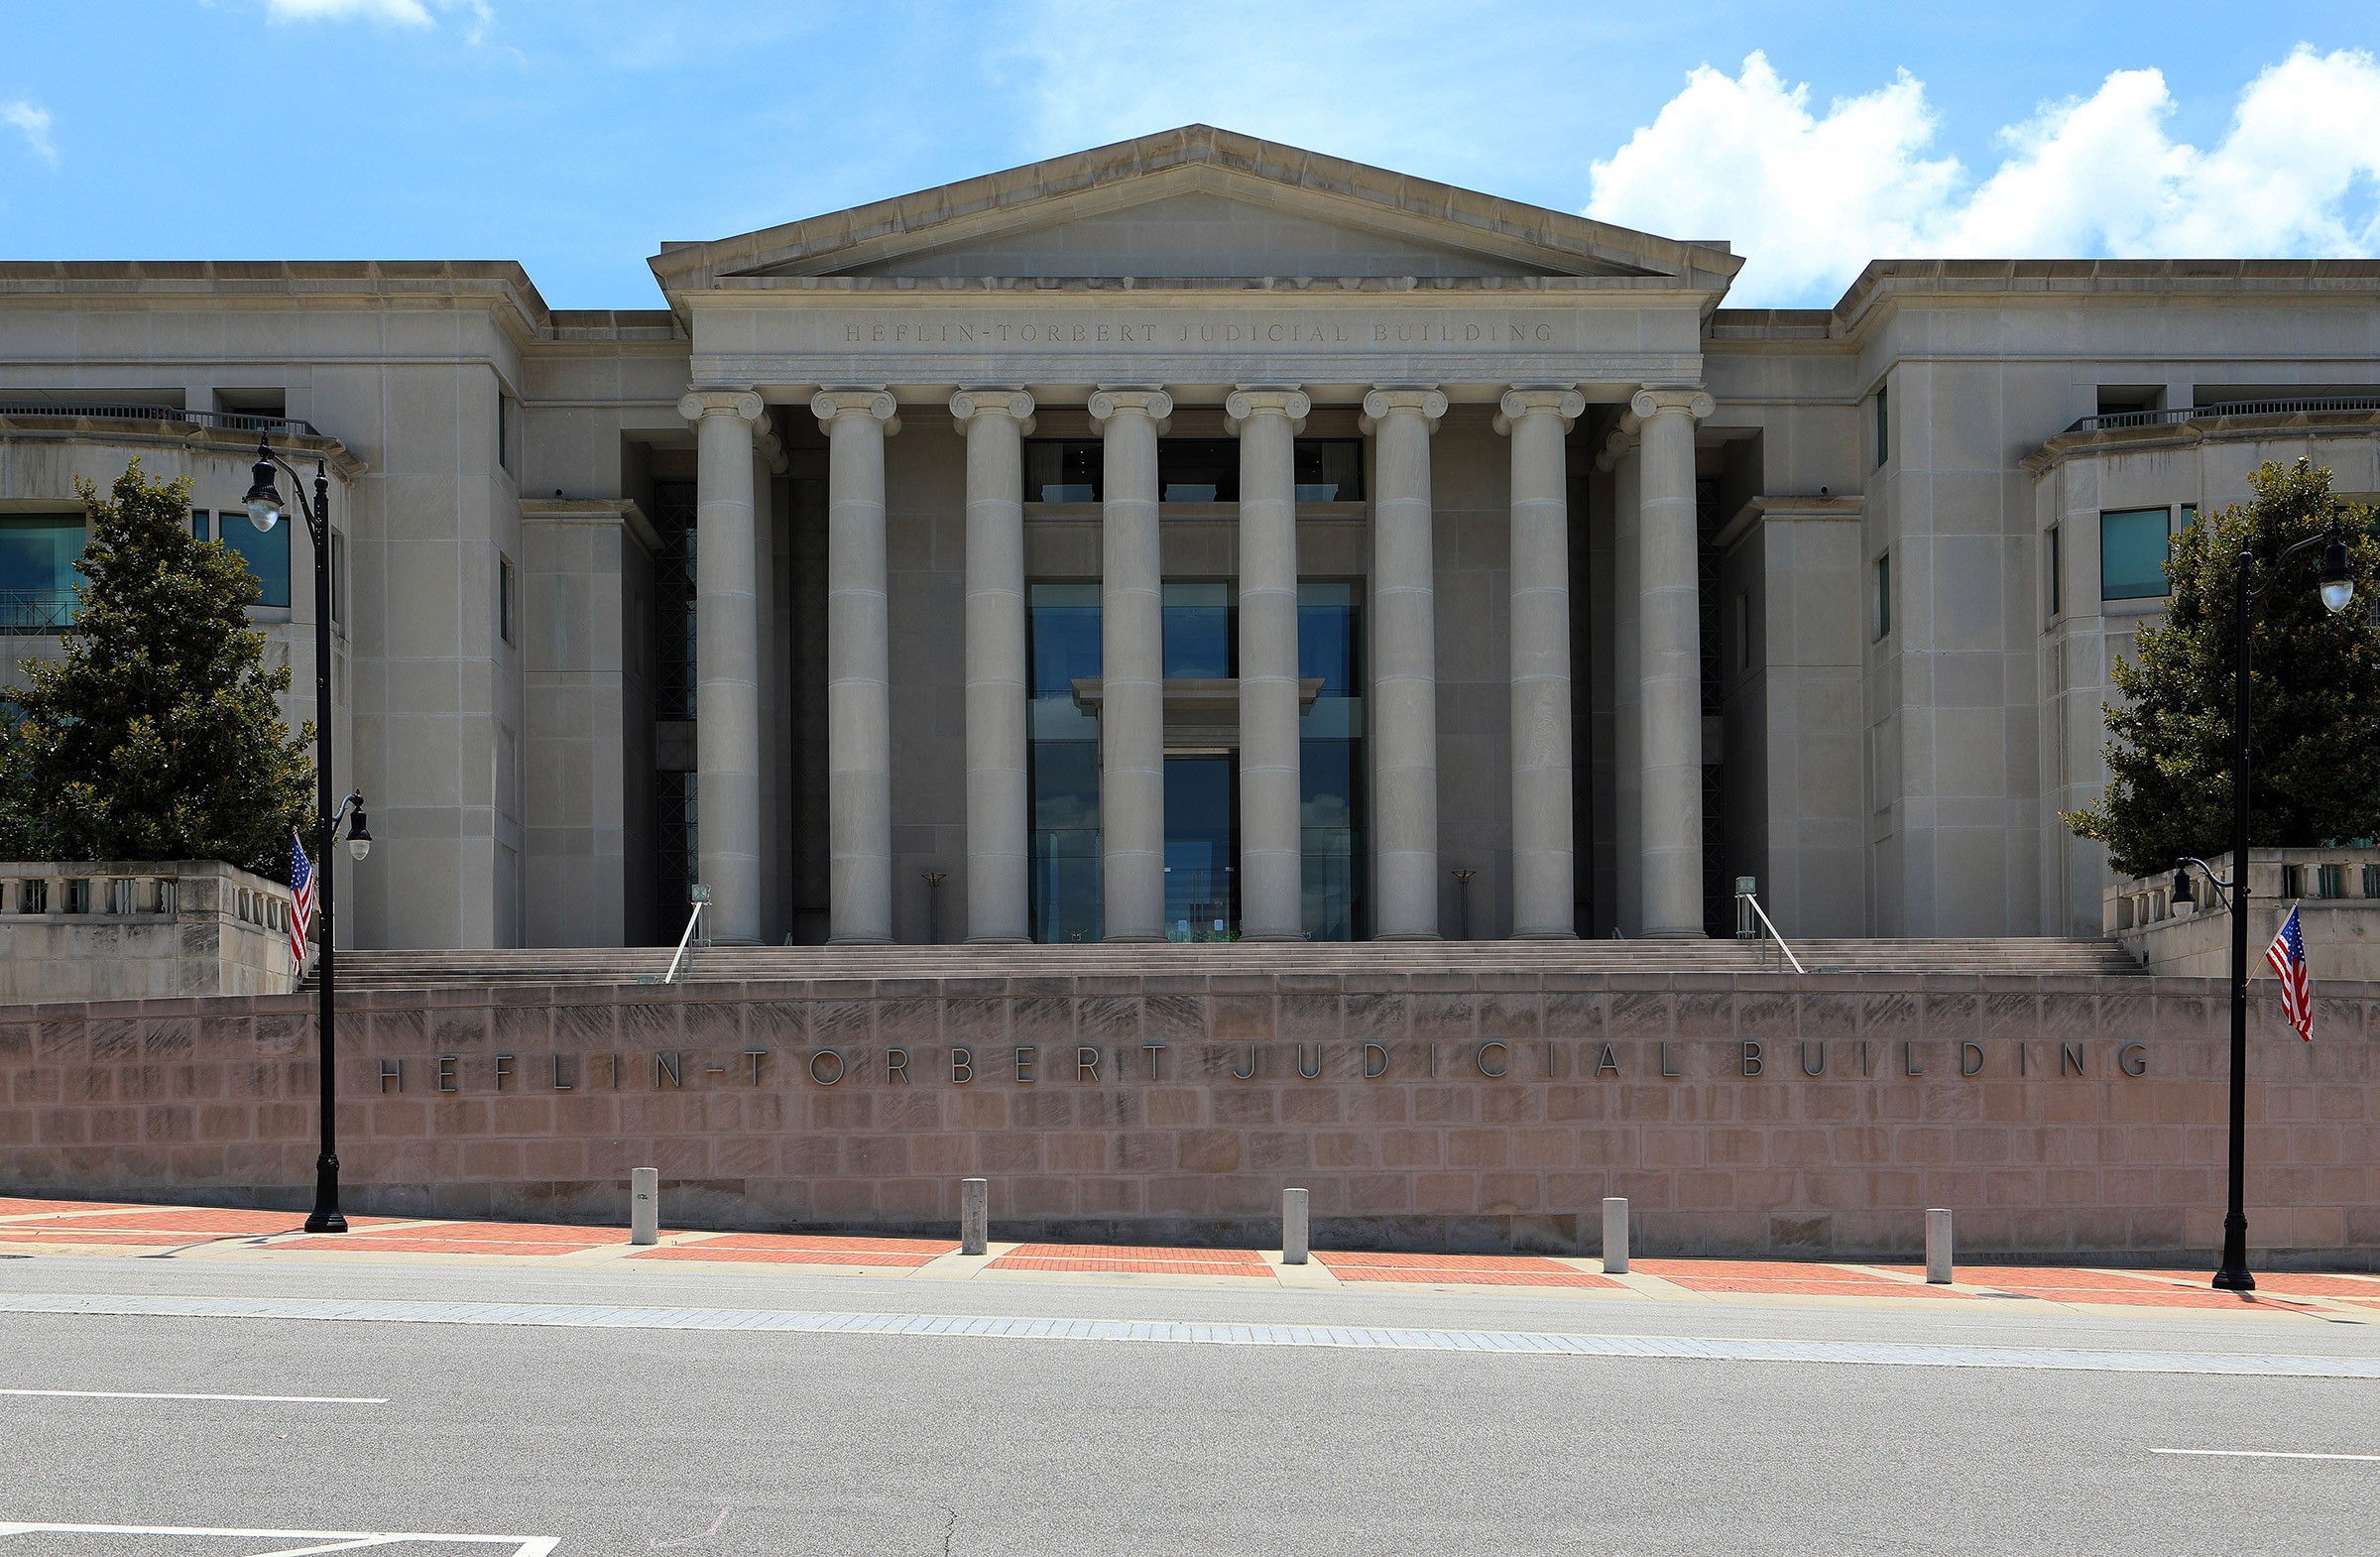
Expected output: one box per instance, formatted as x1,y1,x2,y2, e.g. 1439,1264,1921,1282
651,125,1739,292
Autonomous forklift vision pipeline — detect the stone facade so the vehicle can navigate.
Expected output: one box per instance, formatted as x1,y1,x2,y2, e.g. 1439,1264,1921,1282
5,128,2379,952
0,859,297,1000
2,971,2371,1265
2108,849,2380,978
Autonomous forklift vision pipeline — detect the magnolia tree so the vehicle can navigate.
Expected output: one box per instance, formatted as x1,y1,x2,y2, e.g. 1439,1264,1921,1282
2065,459,2380,880
0,460,312,874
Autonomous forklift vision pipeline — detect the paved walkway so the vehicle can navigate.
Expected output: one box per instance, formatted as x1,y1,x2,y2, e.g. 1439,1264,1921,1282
3,1196,2373,1320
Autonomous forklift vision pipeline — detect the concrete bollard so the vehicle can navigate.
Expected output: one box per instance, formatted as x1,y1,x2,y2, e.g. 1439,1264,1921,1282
630,1167,658,1246
1603,1196,1629,1273
1926,1207,1954,1283
960,1178,989,1257
1282,1187,1309,1265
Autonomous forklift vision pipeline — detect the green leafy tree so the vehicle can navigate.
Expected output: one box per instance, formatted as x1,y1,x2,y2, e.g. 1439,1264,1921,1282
2065,458,2380,878
0,460,312,874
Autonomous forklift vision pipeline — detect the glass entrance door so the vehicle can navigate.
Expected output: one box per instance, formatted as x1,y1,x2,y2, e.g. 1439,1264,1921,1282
1163,756,1237,941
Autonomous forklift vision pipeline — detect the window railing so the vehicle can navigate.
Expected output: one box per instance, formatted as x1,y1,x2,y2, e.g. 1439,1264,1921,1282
0,403,321,437
0,589,77,633
2065,396,2380,434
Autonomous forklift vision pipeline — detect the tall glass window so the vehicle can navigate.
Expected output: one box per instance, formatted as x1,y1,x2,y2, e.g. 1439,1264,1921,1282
219,512,292,609
2101,507,2173,601
1022,439,1368,505
0,514,84,632
1029,583,1103,942
1299,579,1365,940
1162,581,1235,677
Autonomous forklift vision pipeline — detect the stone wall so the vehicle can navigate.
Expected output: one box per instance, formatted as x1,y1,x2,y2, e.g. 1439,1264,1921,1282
0,860,296,1000
1,970,2372,1266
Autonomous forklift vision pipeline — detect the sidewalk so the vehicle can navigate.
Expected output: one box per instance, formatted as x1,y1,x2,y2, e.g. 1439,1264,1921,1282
4,1195,2374,1320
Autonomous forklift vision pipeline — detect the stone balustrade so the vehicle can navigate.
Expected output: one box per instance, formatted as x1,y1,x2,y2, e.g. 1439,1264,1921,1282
0,859,298,1000
2105,848,2380,977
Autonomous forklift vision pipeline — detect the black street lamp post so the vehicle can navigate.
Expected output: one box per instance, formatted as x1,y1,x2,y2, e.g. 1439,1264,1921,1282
2171,520,2354,1291
245,438,373,1235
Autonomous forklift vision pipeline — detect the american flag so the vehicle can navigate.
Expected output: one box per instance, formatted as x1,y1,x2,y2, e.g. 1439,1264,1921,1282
2264,903,2313,1042
289,829,315,971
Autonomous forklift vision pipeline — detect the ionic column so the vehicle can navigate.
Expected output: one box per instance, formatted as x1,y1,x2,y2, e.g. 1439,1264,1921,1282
951,388,1035,943
811,389,901,944
677,386,767,945
1361,387,1447,939
1633,388,1717,938
1497,387,1587,939
1228,387,1310,942
1089,389,1171,942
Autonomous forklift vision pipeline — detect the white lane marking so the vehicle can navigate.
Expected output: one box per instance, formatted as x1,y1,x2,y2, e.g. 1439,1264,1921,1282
2153,1448,2380,1462
0,1387,386,1403
0,1525,555,1555
4,1291,2380,1379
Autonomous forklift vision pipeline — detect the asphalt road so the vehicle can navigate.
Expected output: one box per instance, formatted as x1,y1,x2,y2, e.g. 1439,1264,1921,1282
2,1257,2377,1555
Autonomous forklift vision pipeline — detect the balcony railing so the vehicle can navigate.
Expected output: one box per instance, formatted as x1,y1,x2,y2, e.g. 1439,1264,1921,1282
2065,396,2380,434
0,403,321,437
0,590,77,634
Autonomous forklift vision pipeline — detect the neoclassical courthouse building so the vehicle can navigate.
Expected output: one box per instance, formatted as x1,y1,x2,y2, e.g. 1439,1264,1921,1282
5,125,2378,954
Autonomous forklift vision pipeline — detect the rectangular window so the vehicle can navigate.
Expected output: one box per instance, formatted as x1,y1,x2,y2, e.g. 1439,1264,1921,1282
0,513,86,632
1734,591,1750,671
1874,552,1891,640
2180,503,2198,529
1161,581,1235,678
2319,864,2345,899
499,553,516,644
2364,865,2380,899
330,532,346,631
496,393,511,474
190,509,210,541
1874,384,1889,469
1298,579,1366,941
217,508,292,608
2046,525,2063,618
1027,582,1104,944
2101,507,2174,601
1022,438,1368,505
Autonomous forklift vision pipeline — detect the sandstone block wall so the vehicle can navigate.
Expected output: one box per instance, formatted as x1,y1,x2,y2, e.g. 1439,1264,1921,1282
0,972,2372,1264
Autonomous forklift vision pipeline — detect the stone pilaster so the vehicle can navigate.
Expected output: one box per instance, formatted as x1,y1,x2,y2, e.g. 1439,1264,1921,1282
811,389,902,944
1361,387,1447,940
1496,387,1586,939
950,388,1035,943
1633,387,1717,939
1089,388,1172,942
676,385,767,945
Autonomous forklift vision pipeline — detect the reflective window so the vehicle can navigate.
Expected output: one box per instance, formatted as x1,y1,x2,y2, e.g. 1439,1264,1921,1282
2101,508,2173,601
1024,441,1101,503
218,510,292,609
1164,756,1236,941
1299,580,1365,940
1162,581,1235,678
1022,438,1367,504
1293,440,1363,502
0,514,84,632
1029,582,1103,943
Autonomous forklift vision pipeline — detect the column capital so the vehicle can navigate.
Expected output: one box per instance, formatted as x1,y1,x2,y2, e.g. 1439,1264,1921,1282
1360,387,1448,433
677,385,764,424
949,387,1035,434
1087,387,1173,432
755,425,788,476
1494,386,1587,436
1225,387,1310,436
1630,387,1716,421
812,388,900,437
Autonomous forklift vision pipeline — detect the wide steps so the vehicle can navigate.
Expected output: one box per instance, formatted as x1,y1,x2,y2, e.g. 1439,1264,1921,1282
307,937,2145,990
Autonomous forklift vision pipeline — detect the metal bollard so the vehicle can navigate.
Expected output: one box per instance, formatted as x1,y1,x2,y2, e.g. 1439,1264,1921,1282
1926,1207,1954,1283
630,1167,658,1246
1281,1187,1309,1265
960,1177,989,1257
1603,1196,1629,1273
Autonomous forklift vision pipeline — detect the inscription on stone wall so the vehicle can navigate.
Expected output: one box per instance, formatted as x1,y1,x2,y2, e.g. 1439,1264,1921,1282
834,314,1562,348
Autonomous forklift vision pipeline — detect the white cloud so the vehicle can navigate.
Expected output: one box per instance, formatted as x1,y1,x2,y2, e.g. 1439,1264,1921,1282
265,0,433,21
1588,48,2380,306
3,100,57,166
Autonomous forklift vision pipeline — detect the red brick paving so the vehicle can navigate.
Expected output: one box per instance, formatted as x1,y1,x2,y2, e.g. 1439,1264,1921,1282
626,1247,942,1267
274,1237,613,1258
0,1197,148,1216
686,1234,960,1255
1316,1253,1617,1288
989,1257,1272,1276
0,1228,200,1246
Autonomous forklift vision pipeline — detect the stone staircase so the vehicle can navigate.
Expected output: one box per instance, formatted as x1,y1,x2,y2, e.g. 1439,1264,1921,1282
306,937,2145,991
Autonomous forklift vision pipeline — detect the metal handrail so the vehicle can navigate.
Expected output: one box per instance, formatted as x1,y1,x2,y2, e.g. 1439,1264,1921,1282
0,403,322,437
2064,396,2380,434
0,590,77,633
1733,888,1806,974
661,898,706,984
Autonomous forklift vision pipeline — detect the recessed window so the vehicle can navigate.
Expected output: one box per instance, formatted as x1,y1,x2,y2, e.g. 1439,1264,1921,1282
0,513,85,633
1873,384,1889,469
1734,590,1751,670
498,553,516,644
496,392,513,475
2101,507,2174,601
219,511,292,609
1023,439,1366,504
2046,525,2062,618
1874,552,1891,640
331,532,346,632
190,509,211,541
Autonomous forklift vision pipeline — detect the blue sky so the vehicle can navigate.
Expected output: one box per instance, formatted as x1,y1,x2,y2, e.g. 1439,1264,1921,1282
4,1,2378,308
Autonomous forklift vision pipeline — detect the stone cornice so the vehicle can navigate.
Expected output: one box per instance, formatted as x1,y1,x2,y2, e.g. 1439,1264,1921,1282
1714,494,1863,552
0,413,364,479
1831,258,2380,339
2022,407,2380,476
520,497,660,551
